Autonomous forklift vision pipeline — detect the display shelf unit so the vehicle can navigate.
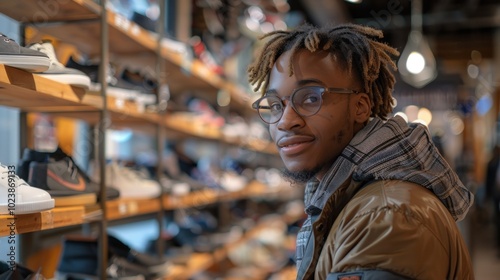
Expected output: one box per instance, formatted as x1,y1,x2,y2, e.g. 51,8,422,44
0,0,252,112
0,1,290,277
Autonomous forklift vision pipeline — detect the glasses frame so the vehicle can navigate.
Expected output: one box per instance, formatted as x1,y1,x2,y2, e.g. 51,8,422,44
252,86,363,124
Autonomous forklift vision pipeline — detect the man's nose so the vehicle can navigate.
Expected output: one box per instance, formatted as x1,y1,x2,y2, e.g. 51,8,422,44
276,101,303,129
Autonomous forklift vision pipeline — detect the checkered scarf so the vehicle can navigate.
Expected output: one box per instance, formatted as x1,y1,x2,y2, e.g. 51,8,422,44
296,116,474,269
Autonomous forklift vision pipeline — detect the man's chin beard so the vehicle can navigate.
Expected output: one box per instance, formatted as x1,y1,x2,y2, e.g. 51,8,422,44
281,167,322,185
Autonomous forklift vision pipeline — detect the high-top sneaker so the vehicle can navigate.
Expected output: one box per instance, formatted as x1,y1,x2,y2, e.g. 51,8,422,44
19,147,120,203
28,158,97,207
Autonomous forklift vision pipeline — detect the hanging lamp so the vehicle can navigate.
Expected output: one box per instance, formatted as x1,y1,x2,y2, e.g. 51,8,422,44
398,0,437,88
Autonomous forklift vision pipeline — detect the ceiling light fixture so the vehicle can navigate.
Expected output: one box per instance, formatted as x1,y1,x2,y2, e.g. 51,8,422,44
397,0,437,88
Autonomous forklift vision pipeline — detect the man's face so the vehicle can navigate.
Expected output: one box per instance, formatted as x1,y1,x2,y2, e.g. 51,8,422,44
267,50,366,181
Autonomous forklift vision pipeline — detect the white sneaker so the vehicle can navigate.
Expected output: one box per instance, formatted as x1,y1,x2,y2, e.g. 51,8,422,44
92,162,161,199
28,41,91,89
0,164,55,214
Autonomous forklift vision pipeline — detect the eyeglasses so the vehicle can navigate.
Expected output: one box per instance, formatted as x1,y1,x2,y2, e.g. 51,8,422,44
252,86,362,124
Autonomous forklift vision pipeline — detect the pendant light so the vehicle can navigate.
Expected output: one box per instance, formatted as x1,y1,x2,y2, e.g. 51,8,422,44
398,0,437,88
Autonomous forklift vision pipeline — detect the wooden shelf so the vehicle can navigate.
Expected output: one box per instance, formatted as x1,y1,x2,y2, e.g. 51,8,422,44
0,65,162,127
163,114,277,155
163,181,295,210
0,0,100,23
106,197,161,221
0,206,85,237
0,182,293,236
0,65,92,110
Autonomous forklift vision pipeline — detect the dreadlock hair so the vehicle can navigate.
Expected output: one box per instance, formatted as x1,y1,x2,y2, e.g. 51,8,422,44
247,23,400,120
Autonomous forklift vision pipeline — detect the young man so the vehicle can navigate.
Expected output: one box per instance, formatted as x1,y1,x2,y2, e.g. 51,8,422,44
249,23,474,279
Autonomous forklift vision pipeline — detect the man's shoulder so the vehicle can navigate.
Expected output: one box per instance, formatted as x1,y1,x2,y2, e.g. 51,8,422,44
345,180,454,223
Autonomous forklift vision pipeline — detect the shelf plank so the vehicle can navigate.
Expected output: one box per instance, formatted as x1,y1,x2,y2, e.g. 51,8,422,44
0,0,100,23
163,189,219,210
0,206,85,237
0,65,92,109
0,65,160,127
163,113,277,155
105,197,161,221
163,182,297,210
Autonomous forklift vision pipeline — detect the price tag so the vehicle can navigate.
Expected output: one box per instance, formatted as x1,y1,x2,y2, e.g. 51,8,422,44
118,203,127,214
114,98,125,109
114,14,130,32
127,202,138,214
130,24,140,36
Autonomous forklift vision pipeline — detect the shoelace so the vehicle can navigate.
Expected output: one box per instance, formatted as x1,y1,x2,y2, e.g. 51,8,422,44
31,43,64,68
55,151,92,182
119,165,142,181
64,158,79,181
0,164,28,186
0,33,14,43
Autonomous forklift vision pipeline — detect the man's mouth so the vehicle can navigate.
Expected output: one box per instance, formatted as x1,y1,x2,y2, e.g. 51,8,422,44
277,135,314,155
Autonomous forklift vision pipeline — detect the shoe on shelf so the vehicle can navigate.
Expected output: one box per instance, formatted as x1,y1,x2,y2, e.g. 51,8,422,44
65,56,118,87
0,164,54,215
108,234,170,276
0,33,50,72
28,41,91,89
19,147,120,203
131,11,157,33
0,260,47,279
92,161,161,199
28,158,97,207
56,235,165,280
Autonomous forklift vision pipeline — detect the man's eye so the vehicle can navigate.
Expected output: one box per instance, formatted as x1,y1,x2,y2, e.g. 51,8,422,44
269,102,282,111
302,93,320,104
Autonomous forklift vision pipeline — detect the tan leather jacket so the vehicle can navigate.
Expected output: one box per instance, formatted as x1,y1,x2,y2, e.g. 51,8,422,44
301,180,474,280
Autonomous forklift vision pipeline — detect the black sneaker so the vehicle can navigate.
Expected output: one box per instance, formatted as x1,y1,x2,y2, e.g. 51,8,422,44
131,11,157,33
19,147,120,203
65,56,100,83
0,261,47,280
0,33,50,72
29,158,98,207
56,235,158,280
108,234,170,276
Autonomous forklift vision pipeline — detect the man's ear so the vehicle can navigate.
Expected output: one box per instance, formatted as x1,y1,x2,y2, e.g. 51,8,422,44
354,93,371,123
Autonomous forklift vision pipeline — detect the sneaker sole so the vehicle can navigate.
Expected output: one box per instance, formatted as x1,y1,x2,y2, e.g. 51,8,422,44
0,198,54,215
0,54,50,72
52,193,97,207
36,73,91,89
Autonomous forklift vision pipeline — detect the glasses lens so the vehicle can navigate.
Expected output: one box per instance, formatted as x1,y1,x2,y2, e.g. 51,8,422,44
257,96,283,124
293,87,323,116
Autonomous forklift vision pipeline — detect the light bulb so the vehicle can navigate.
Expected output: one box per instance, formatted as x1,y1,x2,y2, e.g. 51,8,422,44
406,52,425,74
398,31,437,88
